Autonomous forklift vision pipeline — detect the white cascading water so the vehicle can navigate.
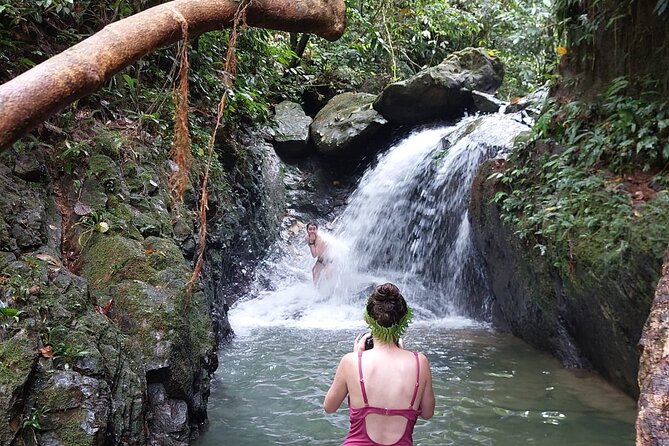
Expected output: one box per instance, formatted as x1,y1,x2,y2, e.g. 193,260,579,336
230,113,530,333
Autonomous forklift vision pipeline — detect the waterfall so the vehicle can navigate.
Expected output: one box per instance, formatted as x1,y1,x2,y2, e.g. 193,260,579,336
331,114,530,318
231,113,529,329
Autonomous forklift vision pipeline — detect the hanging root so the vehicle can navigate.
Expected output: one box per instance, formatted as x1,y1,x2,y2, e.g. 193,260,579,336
169,11,193,207
185,0,251,307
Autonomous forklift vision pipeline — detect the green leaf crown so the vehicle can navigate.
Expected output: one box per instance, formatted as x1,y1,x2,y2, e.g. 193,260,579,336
363,307,413,344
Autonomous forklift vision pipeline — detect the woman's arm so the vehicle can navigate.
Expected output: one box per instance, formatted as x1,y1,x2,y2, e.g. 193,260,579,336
324,355,350,413
309,236,327,259
418,353,435,419
309,240,319,258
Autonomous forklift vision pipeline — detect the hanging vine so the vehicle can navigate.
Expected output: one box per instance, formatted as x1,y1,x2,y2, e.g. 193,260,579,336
184,0,253,306
169,10,193,206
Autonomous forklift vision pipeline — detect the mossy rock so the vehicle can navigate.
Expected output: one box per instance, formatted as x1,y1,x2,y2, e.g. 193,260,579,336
125,165,161,195
0,221,10,251
81,235,156,291
131,196,172,237
0,332,38,445
142,237,189,273
86,154,121,193
107,280,174,339
132,212,163,238
0,331,37,393
105,198,143,241
36,370,110,445
92,129,123,159
38,273,90,320
184,291,216,359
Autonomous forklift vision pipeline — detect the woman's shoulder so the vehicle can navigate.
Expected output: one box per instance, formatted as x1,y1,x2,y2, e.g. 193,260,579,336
414,351,430,363
340,351,357,366
402,350,431,368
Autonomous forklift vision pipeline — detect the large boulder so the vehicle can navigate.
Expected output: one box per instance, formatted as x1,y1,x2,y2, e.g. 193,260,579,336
271,101,313,158
374,47,504,124
310,92,388,157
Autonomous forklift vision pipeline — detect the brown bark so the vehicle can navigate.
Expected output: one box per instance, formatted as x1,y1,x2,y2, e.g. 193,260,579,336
0,0,346,151
636,246,669,446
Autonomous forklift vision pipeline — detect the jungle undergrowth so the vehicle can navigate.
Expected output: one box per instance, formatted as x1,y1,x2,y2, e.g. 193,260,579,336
493,76,669,278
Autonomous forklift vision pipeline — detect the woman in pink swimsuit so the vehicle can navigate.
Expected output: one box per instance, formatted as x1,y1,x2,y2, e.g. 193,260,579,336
324,283,435,445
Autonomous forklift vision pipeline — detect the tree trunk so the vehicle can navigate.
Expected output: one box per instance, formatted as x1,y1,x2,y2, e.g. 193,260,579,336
0,0,346,151
289,33,311,68
636,246,669,446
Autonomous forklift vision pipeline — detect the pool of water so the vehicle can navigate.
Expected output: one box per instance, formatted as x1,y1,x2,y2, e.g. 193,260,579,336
195,325,637,446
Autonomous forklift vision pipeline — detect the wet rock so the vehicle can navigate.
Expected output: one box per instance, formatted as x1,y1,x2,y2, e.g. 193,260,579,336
0,332,38,446
13,151,45,182
272,100,313,157
310,92,388,157
505,85,549,117
147,383,189,444
11,208,46,249
374,47,504,124
36,370,110,445
470,159,656,396
472,90,505,113
0,251,16,263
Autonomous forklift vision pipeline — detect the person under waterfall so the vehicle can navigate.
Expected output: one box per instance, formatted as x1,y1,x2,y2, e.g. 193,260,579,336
306,221,331,285
323,283,435,446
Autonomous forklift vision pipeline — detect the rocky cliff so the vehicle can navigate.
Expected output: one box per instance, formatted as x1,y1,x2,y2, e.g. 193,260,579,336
0,120,283,445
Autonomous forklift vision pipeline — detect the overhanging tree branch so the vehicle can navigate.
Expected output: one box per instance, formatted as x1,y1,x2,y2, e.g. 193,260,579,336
0,0,346,151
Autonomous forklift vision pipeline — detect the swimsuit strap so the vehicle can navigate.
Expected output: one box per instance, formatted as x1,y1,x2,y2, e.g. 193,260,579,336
409,351,420,407
357,350,369,406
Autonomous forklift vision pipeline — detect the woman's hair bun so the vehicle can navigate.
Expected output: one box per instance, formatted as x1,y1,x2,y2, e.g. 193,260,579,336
367,282,407,328
375,283,400,301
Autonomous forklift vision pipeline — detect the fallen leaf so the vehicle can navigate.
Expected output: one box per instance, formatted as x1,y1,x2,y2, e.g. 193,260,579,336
74,201,92,216
95,298,114,316
35,253,62,266
39,345,54,359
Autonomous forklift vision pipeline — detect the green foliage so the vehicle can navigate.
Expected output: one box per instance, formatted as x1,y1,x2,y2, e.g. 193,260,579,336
41,325,89,361
76,209,111,247
1,0,558,140
59,139,90,174
536,78,669,172
308,0,556,97
495,77,669,275
20,406,46,445
0,307,22,331
21,407,43,431
1,273,32,303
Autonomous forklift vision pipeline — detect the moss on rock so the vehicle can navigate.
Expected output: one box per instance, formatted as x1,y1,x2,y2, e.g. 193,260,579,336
81,235,153,291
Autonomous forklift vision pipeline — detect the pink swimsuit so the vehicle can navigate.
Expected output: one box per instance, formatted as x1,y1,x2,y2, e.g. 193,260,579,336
342,350,421,446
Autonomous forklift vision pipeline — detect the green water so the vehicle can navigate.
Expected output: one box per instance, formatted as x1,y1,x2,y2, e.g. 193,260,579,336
195,326,636,446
